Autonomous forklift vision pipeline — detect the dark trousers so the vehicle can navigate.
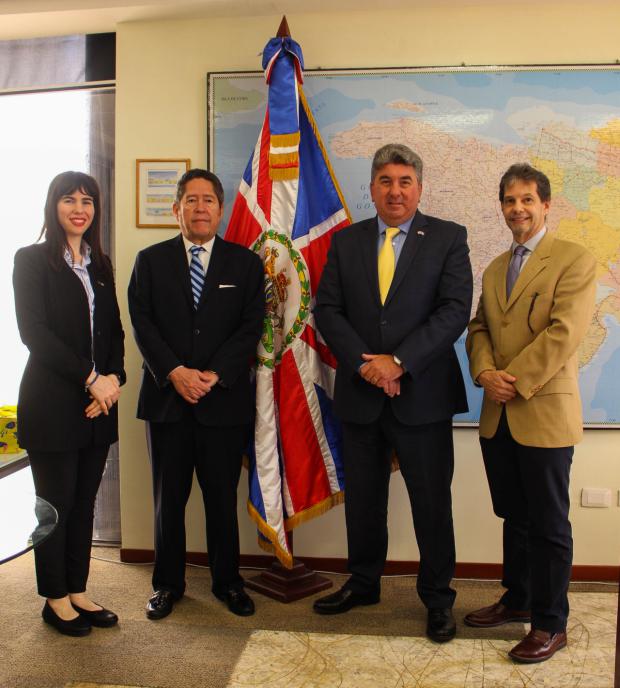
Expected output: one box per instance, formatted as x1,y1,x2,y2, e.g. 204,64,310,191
342,406,456,609
146,412,247,599
480,410,573,633
28,445,110,599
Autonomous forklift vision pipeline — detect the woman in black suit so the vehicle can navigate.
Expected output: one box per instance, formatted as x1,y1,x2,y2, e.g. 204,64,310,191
13,171,125,637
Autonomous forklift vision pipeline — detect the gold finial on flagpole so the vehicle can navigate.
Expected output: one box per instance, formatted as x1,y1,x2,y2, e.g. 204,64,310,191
277,15,291,38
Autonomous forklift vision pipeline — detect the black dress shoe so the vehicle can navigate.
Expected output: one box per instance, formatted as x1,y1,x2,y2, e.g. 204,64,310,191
42,601,91,637
313,587,380,615
215,588,255,616
146,590,175,620
72,602,118,627
426,607,456,643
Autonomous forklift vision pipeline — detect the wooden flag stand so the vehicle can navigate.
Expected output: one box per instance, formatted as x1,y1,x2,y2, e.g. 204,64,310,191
245,533,333,603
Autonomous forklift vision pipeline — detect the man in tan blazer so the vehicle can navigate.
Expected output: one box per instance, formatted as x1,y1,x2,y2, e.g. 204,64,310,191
465,163,596,664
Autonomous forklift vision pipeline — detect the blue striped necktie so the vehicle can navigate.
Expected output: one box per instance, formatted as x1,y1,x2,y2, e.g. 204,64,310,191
189,245,205,309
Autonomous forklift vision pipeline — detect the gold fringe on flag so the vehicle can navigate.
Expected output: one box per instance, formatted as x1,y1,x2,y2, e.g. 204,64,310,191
271,131,301,147
269,166,299,181
247,499,294,568
283,490,344,530
269,151,299,167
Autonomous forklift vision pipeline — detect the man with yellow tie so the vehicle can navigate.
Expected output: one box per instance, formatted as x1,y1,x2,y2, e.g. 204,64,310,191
314,143,473,642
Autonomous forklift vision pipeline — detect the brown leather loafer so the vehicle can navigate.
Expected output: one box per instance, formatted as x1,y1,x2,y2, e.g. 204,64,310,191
464,601,531,627
509,629,567,663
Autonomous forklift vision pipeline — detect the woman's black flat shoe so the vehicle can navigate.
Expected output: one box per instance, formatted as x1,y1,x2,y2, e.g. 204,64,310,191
71,602,118,627
42,601,91,636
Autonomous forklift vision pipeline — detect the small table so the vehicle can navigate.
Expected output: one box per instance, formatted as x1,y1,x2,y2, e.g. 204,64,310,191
0,450,29,478
0,483,58,565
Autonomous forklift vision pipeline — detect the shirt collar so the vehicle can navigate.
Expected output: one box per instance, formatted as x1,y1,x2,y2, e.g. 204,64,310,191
182,234,215,254
511,226,547,255
377,215,414,236
63,242,91,267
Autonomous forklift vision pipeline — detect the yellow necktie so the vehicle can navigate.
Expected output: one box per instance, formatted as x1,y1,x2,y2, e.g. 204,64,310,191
378,227,400,303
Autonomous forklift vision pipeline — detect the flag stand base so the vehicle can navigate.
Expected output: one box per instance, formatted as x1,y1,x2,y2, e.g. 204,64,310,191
245,559,333,603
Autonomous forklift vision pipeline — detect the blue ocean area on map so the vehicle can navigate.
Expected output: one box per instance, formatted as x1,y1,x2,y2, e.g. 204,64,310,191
586,316,620,423
306,88,374,126
512,70,620,96
454,335,483,424
215,122,260,156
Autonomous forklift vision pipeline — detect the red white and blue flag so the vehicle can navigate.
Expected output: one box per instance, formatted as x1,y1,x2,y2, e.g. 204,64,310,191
225,31,350,567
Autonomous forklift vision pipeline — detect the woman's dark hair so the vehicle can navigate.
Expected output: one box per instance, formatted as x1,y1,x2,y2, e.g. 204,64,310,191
40,171,113,280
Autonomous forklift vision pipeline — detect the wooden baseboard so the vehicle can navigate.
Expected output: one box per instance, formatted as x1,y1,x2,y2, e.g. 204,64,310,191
119,549,620,583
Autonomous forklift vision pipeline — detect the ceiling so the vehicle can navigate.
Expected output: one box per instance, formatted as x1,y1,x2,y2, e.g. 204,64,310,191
0,0,606,40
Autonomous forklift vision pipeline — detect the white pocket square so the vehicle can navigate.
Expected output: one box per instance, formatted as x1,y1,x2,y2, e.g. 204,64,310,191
219,284,237,288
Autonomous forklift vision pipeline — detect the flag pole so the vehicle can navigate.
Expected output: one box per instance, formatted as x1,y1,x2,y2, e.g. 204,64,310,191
245,16,334,603
228,15,345,601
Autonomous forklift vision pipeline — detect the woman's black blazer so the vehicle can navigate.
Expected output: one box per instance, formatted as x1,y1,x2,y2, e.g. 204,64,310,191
13,242,125,452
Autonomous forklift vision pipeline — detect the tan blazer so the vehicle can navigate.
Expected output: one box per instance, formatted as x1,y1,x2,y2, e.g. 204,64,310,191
467,232,596,447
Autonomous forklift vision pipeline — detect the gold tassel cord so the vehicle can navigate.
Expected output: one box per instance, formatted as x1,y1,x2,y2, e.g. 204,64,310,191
299,87,353,223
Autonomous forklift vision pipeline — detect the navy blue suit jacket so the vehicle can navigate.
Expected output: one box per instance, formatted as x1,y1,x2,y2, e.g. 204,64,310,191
315,211,472,426
128,234,264,426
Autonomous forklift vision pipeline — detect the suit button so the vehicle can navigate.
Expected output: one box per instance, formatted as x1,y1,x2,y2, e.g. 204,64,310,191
194,328,200,335
380,320,387,326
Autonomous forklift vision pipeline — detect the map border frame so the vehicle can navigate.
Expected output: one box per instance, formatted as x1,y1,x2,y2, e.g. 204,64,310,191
207,63,620,429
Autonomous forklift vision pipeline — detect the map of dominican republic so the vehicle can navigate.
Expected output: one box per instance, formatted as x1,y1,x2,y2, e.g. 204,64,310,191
208,67,620,425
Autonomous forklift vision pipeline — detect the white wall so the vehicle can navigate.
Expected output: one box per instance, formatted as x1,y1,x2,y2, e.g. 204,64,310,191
115,5,620,566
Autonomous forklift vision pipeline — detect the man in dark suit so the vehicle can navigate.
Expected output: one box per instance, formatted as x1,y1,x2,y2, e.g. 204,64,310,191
313,144,472,642
128,169,264,619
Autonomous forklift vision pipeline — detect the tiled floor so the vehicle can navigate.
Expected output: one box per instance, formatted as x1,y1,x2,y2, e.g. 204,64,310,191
228,592,617,688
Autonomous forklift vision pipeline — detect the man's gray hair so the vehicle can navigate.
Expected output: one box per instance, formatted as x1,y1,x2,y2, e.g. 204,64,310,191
371,143,423,182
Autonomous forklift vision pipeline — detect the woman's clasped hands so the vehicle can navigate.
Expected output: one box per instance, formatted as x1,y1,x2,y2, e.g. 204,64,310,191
85,373,121,418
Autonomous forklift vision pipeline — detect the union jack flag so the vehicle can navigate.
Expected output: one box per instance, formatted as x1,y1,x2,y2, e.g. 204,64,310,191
224,32,350,567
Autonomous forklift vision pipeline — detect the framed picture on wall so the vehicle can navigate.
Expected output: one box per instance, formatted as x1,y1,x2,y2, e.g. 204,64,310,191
136,158,190,228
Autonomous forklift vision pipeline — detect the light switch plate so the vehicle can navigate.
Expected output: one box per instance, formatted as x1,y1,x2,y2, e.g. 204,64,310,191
581,487,611,508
